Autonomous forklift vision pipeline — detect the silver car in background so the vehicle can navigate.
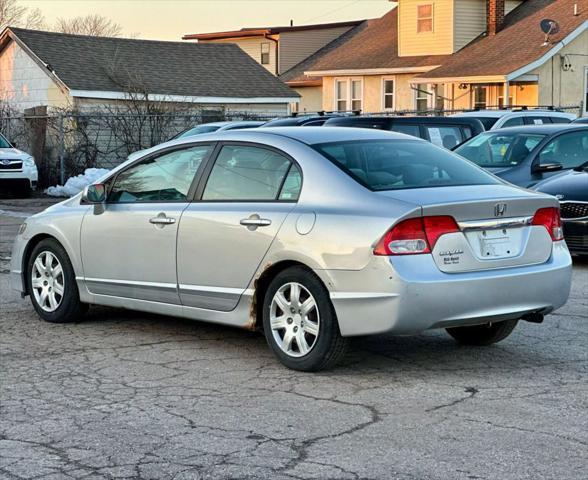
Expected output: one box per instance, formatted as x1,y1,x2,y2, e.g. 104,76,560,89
10,128,572,370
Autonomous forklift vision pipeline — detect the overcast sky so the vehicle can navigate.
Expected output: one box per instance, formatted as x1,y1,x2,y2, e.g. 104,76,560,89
20,0,393,40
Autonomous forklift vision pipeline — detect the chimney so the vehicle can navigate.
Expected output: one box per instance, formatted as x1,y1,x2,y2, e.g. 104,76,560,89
487,0,505,36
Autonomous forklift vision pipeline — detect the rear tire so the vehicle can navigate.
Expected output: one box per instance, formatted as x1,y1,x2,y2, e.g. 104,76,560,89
262,267,348,371
27,239,88,323
446,319,518,346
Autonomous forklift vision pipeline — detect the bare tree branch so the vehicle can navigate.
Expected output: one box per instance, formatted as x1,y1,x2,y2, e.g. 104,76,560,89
0,0,45,30
55,14,122,37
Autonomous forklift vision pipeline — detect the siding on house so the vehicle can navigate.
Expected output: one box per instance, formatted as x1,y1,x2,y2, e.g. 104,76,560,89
198,36,278,75
453,0,522,51
398,0,454,56
532,28,588,107
291,85,323,112
278,26,354,74
0,40,69,111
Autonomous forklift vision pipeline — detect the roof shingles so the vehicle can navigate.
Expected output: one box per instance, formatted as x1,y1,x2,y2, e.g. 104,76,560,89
5,28,298,99
419,0,588,79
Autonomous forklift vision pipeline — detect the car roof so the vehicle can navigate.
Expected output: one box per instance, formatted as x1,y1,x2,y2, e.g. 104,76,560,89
327,115,481,124
454,110,574,118
168,126,413,146
477,124,588,135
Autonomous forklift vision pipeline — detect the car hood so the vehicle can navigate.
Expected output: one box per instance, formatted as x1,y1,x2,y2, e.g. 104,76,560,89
0,147,30,159
532,169,588,201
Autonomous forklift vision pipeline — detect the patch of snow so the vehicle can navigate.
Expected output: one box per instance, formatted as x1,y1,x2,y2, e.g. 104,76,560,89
45,168,110,198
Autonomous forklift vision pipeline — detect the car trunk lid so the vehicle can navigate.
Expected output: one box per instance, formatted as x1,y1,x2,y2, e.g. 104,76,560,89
377,185,558,273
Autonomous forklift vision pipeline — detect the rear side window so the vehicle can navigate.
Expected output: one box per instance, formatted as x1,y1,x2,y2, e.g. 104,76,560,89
278,164,302,200
501,117,524,128
202,145,292,201
314,140,499,191
390,124,420,138
424,126,463,149
538,130,588,169
550,116,572,124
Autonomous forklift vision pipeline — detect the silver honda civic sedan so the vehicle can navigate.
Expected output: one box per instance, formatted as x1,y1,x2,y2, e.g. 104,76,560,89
10,127,572,371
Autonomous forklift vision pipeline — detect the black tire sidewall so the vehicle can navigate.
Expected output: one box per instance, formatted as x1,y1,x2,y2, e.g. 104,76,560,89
27,239,82,323
262,267,342,371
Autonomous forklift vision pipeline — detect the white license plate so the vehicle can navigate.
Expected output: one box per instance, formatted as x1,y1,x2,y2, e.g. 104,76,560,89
479,230,514,258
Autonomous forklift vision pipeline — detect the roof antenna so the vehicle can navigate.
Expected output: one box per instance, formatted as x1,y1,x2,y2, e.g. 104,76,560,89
540,19,560,46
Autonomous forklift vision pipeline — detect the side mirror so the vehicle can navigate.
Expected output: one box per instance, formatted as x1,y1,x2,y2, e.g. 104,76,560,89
534,162,563,173
82,183,106,203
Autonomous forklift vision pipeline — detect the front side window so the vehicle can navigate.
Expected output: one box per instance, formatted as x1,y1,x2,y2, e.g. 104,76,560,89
336,80,348,111
202,145,292,201
455,133,545,168
383,79,394,110
261,42,270,65
109,145,212,203
417,4,433,33
538,131,588,169
314,140,499,191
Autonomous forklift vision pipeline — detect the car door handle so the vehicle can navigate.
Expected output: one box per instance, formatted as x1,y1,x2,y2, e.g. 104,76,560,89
149,215,176,225
240,215,272,228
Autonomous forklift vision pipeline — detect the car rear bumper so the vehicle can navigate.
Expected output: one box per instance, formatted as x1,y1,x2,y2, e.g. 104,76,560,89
317,241,572,336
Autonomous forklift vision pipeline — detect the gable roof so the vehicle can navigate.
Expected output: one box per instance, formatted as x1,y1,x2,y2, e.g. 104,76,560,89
182,20,364,41
281,8,448,85
417,0,588,82
1,27,298,101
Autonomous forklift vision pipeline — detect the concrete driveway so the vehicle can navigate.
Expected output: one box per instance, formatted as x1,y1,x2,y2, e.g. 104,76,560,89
1,197,587,480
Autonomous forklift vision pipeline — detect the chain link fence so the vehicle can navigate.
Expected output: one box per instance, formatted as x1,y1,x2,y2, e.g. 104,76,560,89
1,104,583,188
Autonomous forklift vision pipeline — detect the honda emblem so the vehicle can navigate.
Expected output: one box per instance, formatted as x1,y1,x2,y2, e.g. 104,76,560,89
494,203,507,217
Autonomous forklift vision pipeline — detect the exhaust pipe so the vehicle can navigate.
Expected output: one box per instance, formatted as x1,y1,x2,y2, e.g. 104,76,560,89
522,312,544,324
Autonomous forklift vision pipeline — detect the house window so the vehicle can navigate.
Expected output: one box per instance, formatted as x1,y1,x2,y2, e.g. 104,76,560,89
417,4,433,33
383,79,395,110
261,43,270,65
336,80,348,111
473,86,487,109
351,79,362,111
415,85,430,113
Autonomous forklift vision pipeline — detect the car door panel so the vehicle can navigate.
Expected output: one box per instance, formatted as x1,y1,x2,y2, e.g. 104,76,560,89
80,144,213,304
176,143,300,311
177,203,294,310
81,203,185,303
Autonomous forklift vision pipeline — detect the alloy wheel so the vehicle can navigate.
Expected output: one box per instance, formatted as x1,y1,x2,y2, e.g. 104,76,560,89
270,282,320,358
31,251,65,312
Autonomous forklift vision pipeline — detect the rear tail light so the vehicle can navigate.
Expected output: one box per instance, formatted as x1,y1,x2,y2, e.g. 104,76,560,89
374,216,459,256
532,207,563,241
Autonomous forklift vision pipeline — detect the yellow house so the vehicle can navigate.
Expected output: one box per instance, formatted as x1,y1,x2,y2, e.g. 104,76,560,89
294,0,588,115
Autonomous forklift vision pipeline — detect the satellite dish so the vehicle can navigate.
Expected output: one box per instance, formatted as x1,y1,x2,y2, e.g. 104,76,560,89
540,19,560,34
540,19,560,45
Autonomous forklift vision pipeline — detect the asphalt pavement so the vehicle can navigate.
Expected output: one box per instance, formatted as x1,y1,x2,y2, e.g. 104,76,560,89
1,196,586,480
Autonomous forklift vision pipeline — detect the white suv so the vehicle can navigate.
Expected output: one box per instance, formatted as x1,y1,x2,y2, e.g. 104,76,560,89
0,133,38,196
453,110,576,130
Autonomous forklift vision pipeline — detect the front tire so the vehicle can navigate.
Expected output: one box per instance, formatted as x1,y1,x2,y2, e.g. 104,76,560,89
446,319,518,346
27,239,87,323
262,267,348,371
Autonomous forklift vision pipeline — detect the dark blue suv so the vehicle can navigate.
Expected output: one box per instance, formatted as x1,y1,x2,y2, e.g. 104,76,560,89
454,124,588,188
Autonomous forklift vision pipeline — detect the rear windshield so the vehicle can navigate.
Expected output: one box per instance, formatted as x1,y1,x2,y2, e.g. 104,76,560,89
455,132,546,168
313,139,500,191
0,134,11,148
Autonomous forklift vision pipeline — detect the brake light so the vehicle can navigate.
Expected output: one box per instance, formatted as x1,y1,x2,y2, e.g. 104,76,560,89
532,207,563,241
374,216,459,255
